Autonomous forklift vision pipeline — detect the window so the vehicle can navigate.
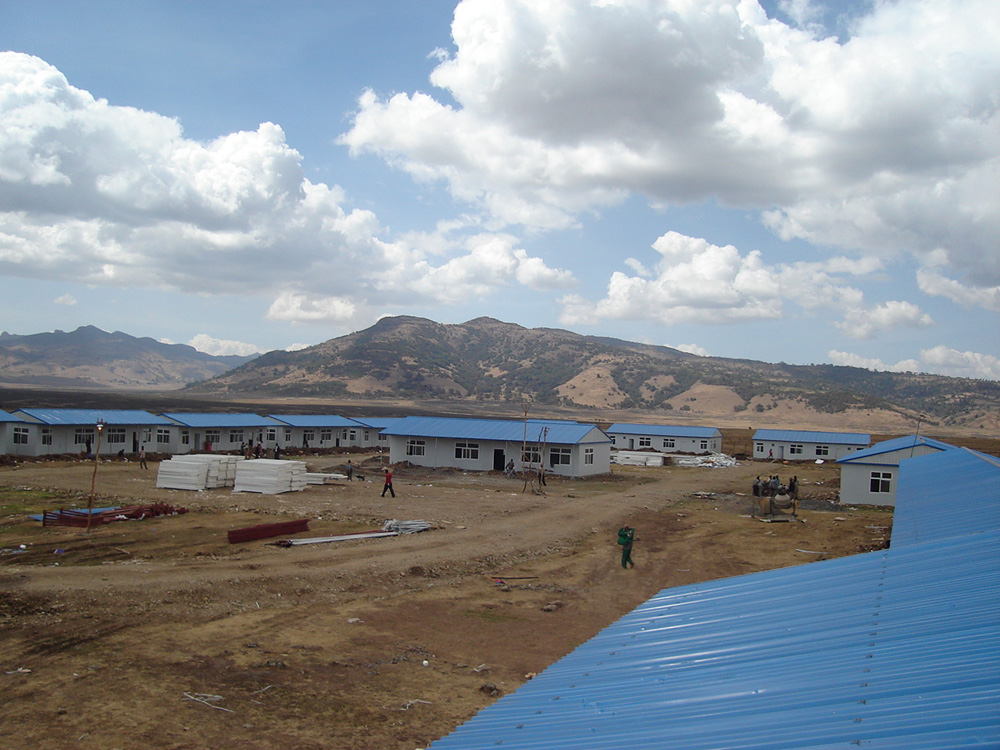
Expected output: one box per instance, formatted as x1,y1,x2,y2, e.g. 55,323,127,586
378,433,388,443
156,429,170,444
610,435,616,445
284,429,292,441
303,430,315,443
229,430,244,443
755,442,764,453
406,439,426,456
205,430,221,444
455,441,479,460
142,429,152,443
585,448,594,465
181,431,190,445
320,429,332,442
41,428,52,446
349,430,357,441
870,471,892,493
364,431,370,441
106,428,126,444
13,426,29,445
816,445,830,456
700,440,708,450
638,437,651,447
789,444,804,455
522,445,541,464
663,438,675,449
550,447,571,466
75,428,94,445
266,428,276,442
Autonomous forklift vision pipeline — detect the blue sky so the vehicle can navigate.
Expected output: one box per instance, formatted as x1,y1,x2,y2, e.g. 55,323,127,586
1,0,997,379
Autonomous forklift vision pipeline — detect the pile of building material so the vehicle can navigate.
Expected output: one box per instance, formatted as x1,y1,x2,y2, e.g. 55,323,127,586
304,472,347,485
672,452,738,468
42,503,187,527
156,454,243,490
233,459,308,494
612,451,666,467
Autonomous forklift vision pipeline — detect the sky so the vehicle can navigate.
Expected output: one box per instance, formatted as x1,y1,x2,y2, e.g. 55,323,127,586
1,0,998,380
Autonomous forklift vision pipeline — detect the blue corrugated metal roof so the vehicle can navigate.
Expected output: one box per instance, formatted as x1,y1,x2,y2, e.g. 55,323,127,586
266,414,364,428
0,409,23,423
837,434,956,464
382,416,609,445
607,423,720,438
159,412,273,428
13,408,173,426
430,445,1000,749
353,417,399,430
753,428,870,445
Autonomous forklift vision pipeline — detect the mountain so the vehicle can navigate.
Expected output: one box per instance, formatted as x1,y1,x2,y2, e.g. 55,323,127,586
188,316,1000,431
0,326,256,390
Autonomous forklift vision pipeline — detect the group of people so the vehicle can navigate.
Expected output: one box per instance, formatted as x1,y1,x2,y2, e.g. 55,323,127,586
240,440,282,460
752,474,798,498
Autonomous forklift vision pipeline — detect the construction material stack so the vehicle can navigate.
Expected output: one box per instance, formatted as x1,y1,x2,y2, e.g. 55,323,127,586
156,454,243,490
234,459,308,494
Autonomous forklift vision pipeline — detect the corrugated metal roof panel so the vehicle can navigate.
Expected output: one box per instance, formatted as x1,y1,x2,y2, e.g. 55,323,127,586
607,423,720,438
0,409,23,422
429,447,1000,749
265,414,364,428
13,408,173,426
837,434,955,463
753,428,870,445
353,417,399,430
382,416,609,445
159,412,273,428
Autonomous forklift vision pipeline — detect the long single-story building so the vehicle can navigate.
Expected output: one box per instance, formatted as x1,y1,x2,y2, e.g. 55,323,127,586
265,414,375,449
606,423,722,453
9,408,178,456
836,434,955,506
159,413,276,454
752,429,869,461
381,416,611,477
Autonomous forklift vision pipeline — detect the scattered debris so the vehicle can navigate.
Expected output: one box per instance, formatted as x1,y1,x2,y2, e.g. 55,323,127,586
227,519,310,545
272,520,431,548
182,692,234,713
541,601,564,612
42,503,187,528
479,683,503,697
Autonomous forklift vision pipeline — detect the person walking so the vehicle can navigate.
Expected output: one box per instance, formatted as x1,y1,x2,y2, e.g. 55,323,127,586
381,467,395,498
346,460,354,481
138,445,148,470
617,525,635,569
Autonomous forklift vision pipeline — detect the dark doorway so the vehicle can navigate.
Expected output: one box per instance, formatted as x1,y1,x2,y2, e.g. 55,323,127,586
493,449,506,471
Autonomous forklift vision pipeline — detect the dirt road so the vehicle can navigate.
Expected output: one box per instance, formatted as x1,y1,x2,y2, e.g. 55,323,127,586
1,455,890,749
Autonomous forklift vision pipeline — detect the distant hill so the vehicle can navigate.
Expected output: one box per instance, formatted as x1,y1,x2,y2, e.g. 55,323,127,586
188,316,1000,432
0,326,256,390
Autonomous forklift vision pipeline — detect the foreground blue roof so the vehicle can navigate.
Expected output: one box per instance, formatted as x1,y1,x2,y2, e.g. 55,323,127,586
0,409,23,423
382,416,608,445
13,408,172,426
430,446,1000,749
606,423,720,438
159,412,273,428
753,428,870,445
266,414,364,428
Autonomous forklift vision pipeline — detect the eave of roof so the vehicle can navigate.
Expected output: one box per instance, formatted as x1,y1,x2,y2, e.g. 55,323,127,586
12,408,173,426
753,428,870,445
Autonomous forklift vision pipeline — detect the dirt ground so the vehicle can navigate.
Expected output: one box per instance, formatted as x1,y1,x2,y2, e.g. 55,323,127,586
1,453,893,750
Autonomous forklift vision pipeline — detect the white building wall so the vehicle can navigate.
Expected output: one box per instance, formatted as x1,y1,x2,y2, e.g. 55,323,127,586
754,440,865,461
609,433,721,453
839,445,945,506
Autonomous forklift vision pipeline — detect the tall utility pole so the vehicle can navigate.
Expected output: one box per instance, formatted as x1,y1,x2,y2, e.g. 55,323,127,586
87,420,105,533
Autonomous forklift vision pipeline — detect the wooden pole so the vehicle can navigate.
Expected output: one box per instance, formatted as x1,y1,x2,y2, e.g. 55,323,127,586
87,421,104,534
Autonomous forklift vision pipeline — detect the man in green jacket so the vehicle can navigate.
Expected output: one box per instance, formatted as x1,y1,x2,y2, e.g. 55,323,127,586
617,525,635,569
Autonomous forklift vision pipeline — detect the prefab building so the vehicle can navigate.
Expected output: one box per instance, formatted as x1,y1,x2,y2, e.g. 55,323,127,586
752,429,869,461
606,423,722,453
265,415,371,449
0,409,30,456
837,434,955,506
382,416,611,478
352,418,400,450
159,413,275,454
10,408,177,456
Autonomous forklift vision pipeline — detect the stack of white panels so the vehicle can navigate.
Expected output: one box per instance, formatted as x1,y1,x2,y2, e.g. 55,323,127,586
156,458,210,490
168,454,244,488
234,459,308,494
304,472,347,484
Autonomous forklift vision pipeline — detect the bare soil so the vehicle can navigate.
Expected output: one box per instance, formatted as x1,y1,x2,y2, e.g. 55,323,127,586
1,454,893,749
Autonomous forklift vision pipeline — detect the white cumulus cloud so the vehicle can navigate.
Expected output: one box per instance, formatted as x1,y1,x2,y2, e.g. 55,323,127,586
188,334,263,357
52,293,76,305
830,346,1000,380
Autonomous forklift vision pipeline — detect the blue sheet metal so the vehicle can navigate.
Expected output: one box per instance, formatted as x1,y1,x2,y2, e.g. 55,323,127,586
382,416,608,445
837,434,955,464
430,446,1000,749
159,412,273,428
607,423,721,438
753,428,870,445
14,408,173,426
0,409,23,422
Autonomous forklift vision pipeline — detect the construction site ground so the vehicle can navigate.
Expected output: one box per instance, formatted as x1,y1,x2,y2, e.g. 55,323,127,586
1,453,893,749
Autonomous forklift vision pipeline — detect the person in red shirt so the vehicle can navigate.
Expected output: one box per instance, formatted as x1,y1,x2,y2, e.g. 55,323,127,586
381,467,395,497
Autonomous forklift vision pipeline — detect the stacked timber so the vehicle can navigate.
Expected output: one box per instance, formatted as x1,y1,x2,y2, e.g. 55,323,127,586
233,459,308,494
156,454,243,490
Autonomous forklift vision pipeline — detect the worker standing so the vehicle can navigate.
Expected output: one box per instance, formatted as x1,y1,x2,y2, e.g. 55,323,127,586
381,467,395,498
617,525,635,569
